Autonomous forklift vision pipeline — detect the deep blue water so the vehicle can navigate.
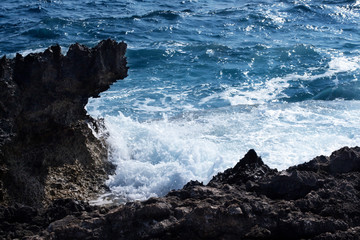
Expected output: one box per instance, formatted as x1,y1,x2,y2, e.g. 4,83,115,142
1,0,360,203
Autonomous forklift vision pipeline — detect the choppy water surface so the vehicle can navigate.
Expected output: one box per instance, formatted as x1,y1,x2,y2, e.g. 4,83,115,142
1,0,360,202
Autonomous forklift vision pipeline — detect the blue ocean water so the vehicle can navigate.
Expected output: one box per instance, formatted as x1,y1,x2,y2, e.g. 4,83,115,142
1,0,360,203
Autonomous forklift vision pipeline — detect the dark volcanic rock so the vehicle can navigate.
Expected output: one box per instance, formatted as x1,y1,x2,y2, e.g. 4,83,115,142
0,39,127,207
208,149,276,188
1,146,355,240
0,199,111,239
329,146,360,174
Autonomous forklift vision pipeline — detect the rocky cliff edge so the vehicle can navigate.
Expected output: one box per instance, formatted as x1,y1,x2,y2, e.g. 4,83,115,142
0,39,128,207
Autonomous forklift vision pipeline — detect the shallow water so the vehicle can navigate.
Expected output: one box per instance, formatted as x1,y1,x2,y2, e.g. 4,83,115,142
1,0,360,202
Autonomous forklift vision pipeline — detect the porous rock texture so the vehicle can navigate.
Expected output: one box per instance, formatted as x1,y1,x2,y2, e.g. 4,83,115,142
1,147,360,239
0,39,128,207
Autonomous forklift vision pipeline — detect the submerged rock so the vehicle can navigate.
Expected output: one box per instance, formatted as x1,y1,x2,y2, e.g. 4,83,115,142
0,39,128,207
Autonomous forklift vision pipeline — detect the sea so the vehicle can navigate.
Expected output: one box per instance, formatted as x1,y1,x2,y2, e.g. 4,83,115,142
1,0,360,203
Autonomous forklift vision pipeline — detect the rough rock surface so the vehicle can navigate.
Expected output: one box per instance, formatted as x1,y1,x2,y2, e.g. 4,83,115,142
1,147,360,239
0,39,128,207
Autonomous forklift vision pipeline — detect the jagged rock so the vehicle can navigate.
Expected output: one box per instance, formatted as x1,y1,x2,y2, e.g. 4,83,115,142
0,147,353,240
0,147,359,239
1,42,360,240
208,149,276,188
259,169,319,200
0,39,128,207
329,146,360,174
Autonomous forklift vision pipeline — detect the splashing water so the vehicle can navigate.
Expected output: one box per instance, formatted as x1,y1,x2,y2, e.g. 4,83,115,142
1,0,360,203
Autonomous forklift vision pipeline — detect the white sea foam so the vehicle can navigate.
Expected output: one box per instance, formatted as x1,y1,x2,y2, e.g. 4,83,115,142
6,45,70,58
86,52,360,204
5,48,47,58
88,100,360,203
216,55,360,106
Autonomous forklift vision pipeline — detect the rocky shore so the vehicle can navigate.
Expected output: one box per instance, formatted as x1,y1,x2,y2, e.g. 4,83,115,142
0,39,128,207
1,41,360,239
1,147,360,239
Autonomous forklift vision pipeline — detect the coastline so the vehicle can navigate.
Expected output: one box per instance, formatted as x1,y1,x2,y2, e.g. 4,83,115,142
1,41,359,239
